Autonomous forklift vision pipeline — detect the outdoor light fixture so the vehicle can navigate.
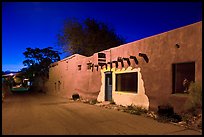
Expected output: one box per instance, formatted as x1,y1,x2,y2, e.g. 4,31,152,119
130,56,139,64
122,57,131,66
175,43,180,48
78,65,82,71
139,53,149,63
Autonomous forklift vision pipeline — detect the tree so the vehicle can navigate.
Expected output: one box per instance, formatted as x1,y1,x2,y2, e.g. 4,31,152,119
22,47,61,79
57,18,126,56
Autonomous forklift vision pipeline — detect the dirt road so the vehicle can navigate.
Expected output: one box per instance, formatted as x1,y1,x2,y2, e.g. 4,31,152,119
2,91,201,135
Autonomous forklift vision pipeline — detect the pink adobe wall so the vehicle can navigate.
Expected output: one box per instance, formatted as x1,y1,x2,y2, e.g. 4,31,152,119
116,21,201,112
46,21,202,113
106,21,202,112
47,54,102,99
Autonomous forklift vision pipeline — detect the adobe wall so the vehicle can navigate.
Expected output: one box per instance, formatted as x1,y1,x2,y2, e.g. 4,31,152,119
46,54,102,99
103,21,202,112
107,21,202,112
46,21,202,113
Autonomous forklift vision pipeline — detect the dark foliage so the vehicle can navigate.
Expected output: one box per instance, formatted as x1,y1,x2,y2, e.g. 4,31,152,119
22,47,61,80
58,18,126,56
72,93,80,100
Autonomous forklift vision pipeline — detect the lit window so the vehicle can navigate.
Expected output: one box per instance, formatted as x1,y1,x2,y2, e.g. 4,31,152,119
116,72,138,92
172,62,195,94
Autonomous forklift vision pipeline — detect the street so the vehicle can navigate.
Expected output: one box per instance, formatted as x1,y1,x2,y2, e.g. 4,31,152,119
2,91,201,135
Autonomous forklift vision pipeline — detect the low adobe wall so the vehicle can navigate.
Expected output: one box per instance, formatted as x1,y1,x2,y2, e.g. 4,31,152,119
46,54,102,99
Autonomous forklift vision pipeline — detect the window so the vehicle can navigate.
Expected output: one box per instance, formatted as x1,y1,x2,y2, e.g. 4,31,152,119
116,72,138,92
78,65,81,71
172,62,195,94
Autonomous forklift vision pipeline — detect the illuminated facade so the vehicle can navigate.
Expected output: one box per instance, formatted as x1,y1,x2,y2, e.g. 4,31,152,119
45,21,202,113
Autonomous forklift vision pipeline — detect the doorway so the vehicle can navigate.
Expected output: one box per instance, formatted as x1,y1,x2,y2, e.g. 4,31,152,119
105,72,112,101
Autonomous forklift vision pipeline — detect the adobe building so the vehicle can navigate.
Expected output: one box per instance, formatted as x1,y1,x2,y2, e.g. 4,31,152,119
45,21,202,113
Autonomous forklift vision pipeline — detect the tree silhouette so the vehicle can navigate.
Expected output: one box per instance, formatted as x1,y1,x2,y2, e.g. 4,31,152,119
22,47,61,79
57,17,126,57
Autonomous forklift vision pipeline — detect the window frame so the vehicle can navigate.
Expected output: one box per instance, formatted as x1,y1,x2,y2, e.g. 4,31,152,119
115,72,138,93
172,62,195,94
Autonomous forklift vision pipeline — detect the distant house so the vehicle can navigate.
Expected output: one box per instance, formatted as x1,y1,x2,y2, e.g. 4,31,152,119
45,21,202,113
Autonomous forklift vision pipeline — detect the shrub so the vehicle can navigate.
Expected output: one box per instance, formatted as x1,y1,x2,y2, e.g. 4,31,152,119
125,105,148,115
157,104,182,123
158,104,174,117
170,113,182,123
184,81,202,114
181,113,191,123
72,93,80,100
89,99,98,105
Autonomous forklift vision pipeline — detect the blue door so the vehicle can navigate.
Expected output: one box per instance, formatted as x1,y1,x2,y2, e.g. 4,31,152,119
105,72,112,101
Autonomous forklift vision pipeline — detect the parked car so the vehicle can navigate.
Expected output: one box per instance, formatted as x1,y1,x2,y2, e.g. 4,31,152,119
2,72,31,93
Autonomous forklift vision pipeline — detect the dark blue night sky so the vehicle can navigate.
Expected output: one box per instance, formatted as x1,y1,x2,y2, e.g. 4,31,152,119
2,2,202,71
